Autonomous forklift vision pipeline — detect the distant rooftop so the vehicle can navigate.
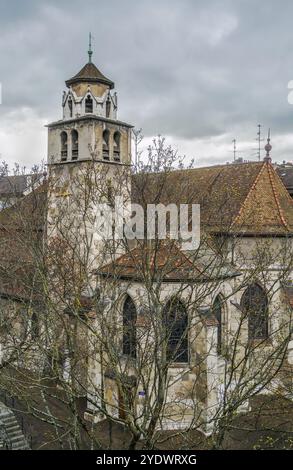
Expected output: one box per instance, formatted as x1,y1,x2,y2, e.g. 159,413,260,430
0,174,43,197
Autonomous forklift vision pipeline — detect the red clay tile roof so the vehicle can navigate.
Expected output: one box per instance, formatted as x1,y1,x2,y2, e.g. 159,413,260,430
0,184,47,300
65,62,114,89
97,241,238,282
2,161,293,297
132,162,293,235
0,182,47,231
231,162,293,234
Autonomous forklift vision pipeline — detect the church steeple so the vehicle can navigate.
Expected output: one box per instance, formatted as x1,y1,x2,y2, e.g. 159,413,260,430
62,37,116,121
47,40,132,166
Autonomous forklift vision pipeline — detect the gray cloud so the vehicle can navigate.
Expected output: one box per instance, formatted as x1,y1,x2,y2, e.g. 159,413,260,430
0,0,293,167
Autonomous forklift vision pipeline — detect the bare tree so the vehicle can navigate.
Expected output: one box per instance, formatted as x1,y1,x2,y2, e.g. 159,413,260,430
0,137,292,450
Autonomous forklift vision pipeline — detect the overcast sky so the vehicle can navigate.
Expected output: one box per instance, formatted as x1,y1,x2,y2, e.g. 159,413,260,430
1,0,293,169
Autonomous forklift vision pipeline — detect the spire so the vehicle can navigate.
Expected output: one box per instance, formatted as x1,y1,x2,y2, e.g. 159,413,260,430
88,32,93,63
264,128,272,163
65,34,114,89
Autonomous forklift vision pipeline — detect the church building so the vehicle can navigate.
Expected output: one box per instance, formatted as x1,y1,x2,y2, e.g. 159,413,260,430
0,43,292,436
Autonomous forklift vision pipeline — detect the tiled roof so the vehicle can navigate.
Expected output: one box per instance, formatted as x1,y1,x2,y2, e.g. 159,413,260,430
0,184,47,301
1,161,293,297
0,225,42,301
0,182,47,230
0,174,42,197
231,162,293,234
65,62,114,89
97,241,238,282
2,162,291,238
132,162,293,235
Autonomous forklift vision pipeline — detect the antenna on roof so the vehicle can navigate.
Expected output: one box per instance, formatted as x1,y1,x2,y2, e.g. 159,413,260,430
232,138,237,161
256,124,264,161
88,32,93,63
230,139,243,163
252,124,264,161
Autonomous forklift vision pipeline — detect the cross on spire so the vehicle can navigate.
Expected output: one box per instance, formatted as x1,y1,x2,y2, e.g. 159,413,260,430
88,32,93,63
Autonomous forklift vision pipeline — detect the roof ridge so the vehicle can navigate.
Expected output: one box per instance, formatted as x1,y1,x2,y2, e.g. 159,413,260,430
168,242,196,268
168,161,263,174
266,163,290,230
231,162,266,227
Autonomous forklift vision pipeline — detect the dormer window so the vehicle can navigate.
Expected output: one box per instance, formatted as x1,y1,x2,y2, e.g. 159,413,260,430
71,130,79,160
61,131,68,161
85,94,93,113
68,97,73,118
103,129,110,160
113,131,121,161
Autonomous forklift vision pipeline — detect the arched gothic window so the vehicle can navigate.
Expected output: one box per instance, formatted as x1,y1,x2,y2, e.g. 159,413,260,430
60,131,68,160
163,298,188,363
113,131,121,161
212,295,224,355
85,94,93,113
71,129,79,159
241,284,268,340
123,296,137,358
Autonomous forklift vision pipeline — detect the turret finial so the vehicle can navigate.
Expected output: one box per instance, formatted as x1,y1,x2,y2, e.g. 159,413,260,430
264,128,272,163
88,32,93,63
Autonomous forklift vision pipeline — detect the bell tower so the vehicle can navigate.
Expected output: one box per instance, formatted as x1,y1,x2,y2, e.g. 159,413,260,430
46,37,133,273
47,34,132,165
